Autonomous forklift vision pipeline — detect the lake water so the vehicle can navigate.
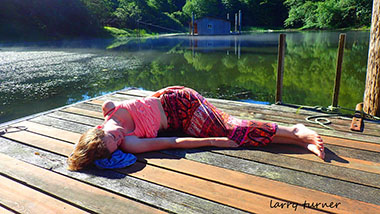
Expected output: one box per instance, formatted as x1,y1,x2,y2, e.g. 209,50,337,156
0,31,370,124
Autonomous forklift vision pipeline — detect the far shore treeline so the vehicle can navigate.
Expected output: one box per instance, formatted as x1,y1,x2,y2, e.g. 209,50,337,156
0,0,373,41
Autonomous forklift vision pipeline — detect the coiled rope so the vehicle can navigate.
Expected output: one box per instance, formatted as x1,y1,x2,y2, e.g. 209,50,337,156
277,102,380,130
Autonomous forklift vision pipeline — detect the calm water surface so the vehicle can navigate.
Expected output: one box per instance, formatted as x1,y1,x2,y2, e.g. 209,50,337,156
0,31,370,124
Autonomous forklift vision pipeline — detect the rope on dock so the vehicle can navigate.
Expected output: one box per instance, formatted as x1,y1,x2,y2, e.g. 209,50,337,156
276,102,380,130
305,114,337,130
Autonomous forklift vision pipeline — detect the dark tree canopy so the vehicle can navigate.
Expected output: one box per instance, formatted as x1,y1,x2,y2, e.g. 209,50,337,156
0,0,372,41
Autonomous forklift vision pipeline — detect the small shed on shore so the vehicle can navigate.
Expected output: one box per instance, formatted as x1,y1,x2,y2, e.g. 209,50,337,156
191,17,231,35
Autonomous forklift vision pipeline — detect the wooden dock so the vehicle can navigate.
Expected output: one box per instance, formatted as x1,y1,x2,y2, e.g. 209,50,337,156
1,88,380,213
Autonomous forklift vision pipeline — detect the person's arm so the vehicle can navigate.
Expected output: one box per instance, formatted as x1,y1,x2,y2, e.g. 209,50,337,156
120,135,238,153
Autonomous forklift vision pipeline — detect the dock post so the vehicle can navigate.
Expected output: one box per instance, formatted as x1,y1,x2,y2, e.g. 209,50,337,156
332,33,346,108
364,0,380,116
276,34,286,104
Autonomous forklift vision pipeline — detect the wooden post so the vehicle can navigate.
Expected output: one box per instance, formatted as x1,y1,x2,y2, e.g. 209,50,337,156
364,0,380,116
238,10,242,34
235,13,238,33
192,12,194,35
276,34,286,104
332,33,346,108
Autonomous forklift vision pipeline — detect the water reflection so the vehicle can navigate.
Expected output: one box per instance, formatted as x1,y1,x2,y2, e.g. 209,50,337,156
0,31,370,124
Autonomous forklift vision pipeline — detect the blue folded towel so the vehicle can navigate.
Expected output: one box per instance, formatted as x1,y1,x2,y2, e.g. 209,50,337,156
94,150,137,169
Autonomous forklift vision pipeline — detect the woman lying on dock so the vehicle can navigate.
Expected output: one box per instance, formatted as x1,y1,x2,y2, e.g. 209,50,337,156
68,86,324,171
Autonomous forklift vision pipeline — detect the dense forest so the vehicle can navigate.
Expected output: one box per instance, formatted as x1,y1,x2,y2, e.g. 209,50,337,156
0,0,373,41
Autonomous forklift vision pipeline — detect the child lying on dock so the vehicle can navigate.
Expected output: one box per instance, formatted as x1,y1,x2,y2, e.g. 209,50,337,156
67,86,324,171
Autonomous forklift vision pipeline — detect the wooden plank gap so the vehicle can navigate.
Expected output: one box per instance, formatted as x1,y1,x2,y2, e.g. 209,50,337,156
117,162,321,214
0,153,166,214
60,107,103,119
0,203,18,214
0,174,89,214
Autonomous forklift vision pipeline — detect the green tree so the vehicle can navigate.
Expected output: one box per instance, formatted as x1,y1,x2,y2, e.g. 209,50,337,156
183,0,225,18
285,0,372,29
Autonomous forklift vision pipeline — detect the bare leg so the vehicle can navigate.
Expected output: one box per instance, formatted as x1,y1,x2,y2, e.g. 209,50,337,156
273,124,325,159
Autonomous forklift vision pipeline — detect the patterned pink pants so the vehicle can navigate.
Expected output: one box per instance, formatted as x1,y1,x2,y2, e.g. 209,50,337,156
158,87,277,146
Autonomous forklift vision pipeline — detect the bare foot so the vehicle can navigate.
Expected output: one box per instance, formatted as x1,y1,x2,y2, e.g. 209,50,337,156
292,124,325,159
274,124,325,159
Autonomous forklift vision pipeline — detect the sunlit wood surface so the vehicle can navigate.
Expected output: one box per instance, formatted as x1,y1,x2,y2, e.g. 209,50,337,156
1,88,380,213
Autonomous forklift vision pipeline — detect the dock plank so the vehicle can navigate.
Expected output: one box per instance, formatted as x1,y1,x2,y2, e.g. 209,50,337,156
4,115,380,211
0,175,87,214
0,137,244,214
0,206,16,214
213,147,380,189
137,152,380,214
48,103,380,177
0,123,314,213
118,89,380,133
0,153,166,214
87,94,380,146
164,149,380,206
11,119,380,191
86,97,380,153
2,88,380,213
119,162,322,214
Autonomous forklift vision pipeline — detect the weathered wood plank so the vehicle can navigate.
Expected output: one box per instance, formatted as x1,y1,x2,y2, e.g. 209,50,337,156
85,95,380,151
6,88,380,213
165,147,380,205
0,206,16,214
0,137,245,214
211,147,380,188
325,144,380,163
248,111,380,137
54,102,380,176
62,106,103,118
88,97,380,153
118,162,321,214
86,93,380,144
14,120,81,143
118,89,380,130
30,115,92,133
32,106,380,178
322,135,380,153
218,144,380,175
0,124,313,213
84,98,380,154
207,99,380,132
2,129,73,155
138,152,380,214
163,149,380,206
16,117,380,189
0,174,88,214
0,153,165,214
16,118,380,190
50,110,103,125
250,144,380,174
9,116,380,207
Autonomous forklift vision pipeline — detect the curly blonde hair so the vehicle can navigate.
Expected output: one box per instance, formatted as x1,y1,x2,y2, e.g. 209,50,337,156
67,127,111,171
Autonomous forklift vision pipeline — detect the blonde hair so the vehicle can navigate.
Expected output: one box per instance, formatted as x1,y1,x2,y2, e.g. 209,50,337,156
67,127,111,171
